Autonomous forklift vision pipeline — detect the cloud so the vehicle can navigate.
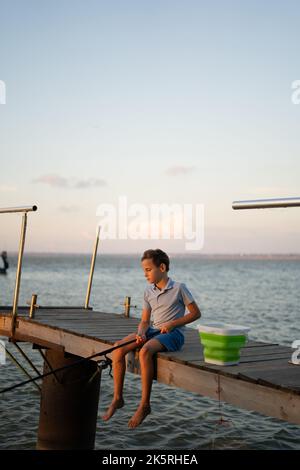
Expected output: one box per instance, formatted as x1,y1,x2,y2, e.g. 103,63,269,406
33,174,107,189
33,174,68,188
165,166,196,176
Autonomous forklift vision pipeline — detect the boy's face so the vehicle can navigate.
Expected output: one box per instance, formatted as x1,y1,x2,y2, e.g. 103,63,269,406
141,258,167,284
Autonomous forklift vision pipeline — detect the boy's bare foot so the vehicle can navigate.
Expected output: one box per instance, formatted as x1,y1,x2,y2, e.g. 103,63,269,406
102,397,125,421
128,403,151,429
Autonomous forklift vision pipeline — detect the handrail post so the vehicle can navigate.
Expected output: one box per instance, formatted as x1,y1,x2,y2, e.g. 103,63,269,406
124,296,131,317
0,205,37,336
85,226,101,309
11,213,28,336
29,294,38,319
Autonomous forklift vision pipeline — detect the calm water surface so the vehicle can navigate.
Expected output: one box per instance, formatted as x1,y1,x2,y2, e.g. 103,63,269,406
0,254,299,449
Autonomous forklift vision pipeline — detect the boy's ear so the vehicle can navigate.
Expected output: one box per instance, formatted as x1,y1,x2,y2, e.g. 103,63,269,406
159,263,166,272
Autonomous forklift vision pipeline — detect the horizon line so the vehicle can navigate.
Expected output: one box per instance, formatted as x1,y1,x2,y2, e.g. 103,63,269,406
5,251,300,258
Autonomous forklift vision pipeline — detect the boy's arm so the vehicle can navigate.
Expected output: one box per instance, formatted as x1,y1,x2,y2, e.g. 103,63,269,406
136,308,151,343
174,283,201,327
138,290,151,335
170,301,201,329
138,308,151,332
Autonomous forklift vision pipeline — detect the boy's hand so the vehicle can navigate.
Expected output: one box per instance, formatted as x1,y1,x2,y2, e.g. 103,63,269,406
136,329,147,344
160,322,175,334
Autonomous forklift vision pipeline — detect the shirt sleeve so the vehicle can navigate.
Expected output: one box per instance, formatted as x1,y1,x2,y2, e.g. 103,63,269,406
180,283,195,306
143,290,151,311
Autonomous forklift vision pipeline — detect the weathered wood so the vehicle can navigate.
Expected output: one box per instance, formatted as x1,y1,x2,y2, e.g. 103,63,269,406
239,365,300,391
0,315,116,360
1,308,299,426
156,358,300,424
190,358,294,380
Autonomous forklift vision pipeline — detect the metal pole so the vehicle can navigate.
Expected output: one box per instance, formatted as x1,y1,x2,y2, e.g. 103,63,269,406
11,213,28,336
0,205,37,214
29,294,38,319
232,197,300,210
0,342,41,392
85,226,101,309
124,296,131,317
12,341,42,377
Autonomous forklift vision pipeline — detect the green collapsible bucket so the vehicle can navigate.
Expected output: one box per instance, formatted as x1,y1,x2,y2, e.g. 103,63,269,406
198,323,250,366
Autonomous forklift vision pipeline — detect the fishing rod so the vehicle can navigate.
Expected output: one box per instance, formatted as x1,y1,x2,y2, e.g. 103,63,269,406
0,329,161,395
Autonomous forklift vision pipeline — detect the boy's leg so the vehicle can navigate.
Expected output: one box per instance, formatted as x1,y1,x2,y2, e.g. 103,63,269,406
102,331,147,421
128,338,166,429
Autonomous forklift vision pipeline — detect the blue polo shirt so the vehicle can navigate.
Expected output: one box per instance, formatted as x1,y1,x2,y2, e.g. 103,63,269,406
143,277,195,335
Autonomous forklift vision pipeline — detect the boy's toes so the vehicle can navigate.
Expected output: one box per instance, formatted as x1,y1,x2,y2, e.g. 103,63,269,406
102,398,125,421
128,404,151,428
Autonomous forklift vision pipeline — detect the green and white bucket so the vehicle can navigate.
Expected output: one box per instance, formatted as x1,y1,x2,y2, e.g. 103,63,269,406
198,323,250,366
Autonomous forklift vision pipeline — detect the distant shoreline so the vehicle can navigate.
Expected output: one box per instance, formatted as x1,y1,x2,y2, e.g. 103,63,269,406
5,252,300,260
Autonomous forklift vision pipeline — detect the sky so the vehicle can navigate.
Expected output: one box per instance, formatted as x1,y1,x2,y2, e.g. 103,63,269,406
0,0,300,254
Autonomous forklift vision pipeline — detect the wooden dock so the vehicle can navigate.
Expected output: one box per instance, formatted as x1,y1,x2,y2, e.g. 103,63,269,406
1,306,299,430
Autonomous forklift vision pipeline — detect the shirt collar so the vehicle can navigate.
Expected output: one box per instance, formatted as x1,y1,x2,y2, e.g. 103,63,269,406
151,277,174,293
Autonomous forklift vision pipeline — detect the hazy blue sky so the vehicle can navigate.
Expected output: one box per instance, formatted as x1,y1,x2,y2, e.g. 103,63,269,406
0,0,300,253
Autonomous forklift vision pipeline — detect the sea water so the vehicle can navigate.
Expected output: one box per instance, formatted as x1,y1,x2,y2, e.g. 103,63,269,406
0,254,299,450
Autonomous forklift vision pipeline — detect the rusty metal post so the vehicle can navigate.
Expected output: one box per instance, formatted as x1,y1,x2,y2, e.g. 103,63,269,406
85,226,101,309
29,294,38,319
37,350,101,450
11,213,28,335
124,296,131,317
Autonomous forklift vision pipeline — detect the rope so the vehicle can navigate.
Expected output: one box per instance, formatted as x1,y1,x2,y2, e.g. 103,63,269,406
0,329,160,395
210,374,233,449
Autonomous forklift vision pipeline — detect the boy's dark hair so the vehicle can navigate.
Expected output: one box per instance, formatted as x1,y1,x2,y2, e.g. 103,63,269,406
141,249,170,272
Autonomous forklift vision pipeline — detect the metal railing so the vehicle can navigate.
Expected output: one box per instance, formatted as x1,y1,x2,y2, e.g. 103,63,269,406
232,197,300,210
85,226,101,309
0,205,37,335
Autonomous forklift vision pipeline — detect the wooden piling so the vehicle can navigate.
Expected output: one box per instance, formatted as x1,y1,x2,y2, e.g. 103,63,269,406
37,349,101,450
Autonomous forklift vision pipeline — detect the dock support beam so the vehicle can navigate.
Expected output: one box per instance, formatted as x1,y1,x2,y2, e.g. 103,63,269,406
37,350,101,450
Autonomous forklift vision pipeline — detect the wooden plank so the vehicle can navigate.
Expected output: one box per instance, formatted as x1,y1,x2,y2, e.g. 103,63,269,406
190,354,288,372
11,334,65,352
160,343,291,363
190,355,291,367
239,365,300,390
35,314,138,322
1,310,300,426
190,358,293,376
239,355,291,363
36,317,138,324
1,311,276,347
243,342,279,348
36,320,139,329
240,346,292,357
0,306,90,310
0,316,116,360
163,356,296,392
5,310,278,348
34,323,137,333
156,358,300,424
3,315,134,340
190,359,300,395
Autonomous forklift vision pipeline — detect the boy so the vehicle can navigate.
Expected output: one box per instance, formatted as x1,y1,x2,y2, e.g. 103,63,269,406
101,248,201,428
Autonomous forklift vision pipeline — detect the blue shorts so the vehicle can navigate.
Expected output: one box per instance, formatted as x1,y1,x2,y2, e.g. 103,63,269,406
145,326,184,352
